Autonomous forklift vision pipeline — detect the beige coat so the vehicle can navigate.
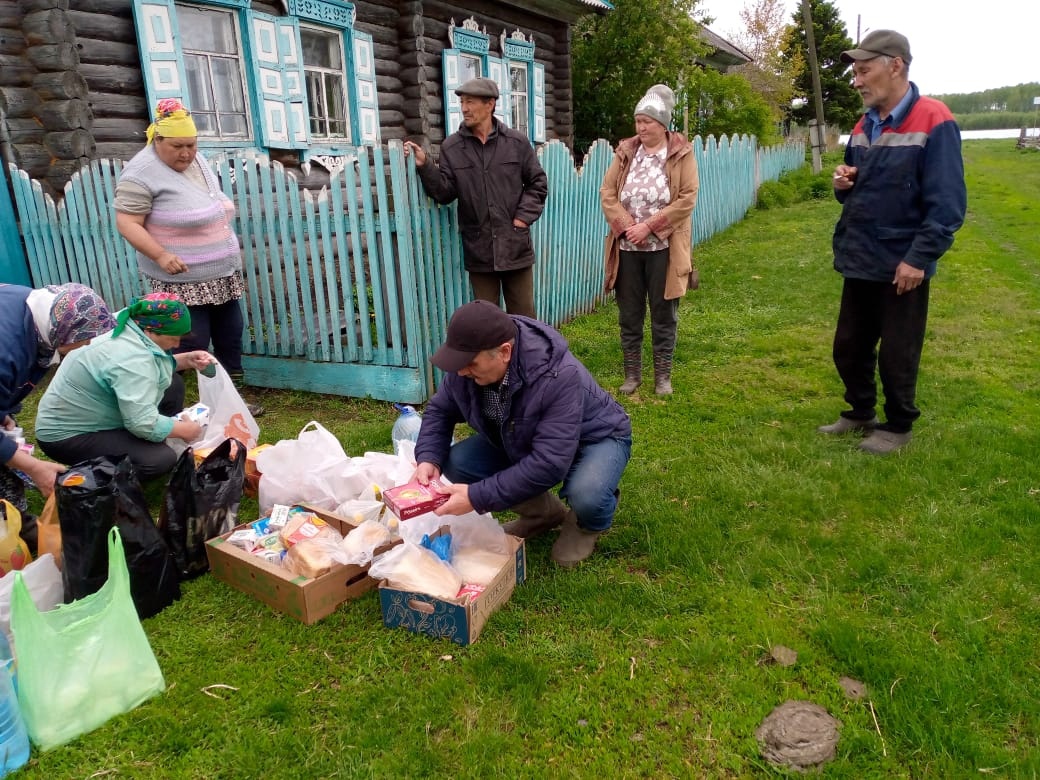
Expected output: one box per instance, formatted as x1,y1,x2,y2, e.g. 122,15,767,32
600,133,699,300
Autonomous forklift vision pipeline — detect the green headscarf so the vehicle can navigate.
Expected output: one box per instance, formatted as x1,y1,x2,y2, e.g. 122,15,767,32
112,293,191,338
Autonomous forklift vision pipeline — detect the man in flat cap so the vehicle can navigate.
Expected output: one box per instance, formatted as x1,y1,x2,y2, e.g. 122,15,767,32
404,77,548,318
412,300,632,567
820,29,966,454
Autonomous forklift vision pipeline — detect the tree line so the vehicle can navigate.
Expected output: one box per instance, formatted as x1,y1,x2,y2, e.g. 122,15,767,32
571,0,1036,153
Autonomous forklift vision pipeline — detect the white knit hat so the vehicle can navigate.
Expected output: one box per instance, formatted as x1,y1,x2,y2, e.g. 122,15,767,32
634,84,675,129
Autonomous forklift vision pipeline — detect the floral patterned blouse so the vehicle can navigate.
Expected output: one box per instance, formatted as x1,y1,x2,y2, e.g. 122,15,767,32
619,144,670,252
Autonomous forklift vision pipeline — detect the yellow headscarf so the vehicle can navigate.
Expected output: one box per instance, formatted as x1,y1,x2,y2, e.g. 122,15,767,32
146,98,198,144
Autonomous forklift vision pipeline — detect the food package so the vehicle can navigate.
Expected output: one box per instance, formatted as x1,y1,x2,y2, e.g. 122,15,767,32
333,519,392,566
284,538,334,579
382,478,449,520
278,511,341,548
369,542,462,601
451,547,512,587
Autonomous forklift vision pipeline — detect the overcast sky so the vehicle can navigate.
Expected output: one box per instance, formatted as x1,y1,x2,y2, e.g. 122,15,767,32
699,0,1040,96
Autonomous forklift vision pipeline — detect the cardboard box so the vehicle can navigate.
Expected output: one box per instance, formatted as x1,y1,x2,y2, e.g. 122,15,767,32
205,504,391,624
194,442,271,497
378,533,526,645
382,478,450,520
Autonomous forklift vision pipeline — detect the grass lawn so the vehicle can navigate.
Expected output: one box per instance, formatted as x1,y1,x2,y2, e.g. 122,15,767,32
12,139,1040,778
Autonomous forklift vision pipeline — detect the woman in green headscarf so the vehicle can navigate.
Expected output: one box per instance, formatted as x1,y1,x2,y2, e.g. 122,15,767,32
35,293,217,480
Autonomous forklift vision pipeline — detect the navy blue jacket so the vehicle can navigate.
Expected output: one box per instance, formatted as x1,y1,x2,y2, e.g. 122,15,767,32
833,83,967,282
0,285,45,463
414,315,632,513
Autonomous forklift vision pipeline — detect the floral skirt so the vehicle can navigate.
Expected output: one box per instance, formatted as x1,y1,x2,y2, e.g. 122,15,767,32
148,271,245,307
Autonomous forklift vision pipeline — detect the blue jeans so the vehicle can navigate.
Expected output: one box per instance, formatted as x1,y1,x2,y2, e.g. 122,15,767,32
442,433,632,533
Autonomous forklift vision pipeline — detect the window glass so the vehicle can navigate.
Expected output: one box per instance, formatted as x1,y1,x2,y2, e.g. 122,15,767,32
301,25,350,141
460,54,482,82
510,63,529,137
178,4,249,139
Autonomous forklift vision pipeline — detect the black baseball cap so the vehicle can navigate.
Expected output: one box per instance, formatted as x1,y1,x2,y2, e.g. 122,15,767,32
431,300,517,372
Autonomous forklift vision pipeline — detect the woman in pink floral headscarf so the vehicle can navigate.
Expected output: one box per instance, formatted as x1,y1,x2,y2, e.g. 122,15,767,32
113,99,263,415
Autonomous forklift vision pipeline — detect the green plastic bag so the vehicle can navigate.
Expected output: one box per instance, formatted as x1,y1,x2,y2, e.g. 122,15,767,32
10,526,165,751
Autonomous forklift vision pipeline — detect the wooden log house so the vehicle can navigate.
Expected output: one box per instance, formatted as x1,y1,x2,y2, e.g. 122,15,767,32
0,0,614,197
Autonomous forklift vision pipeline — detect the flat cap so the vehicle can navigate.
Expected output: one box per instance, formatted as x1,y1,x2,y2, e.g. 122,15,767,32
841,29,912,64
455,77,499,99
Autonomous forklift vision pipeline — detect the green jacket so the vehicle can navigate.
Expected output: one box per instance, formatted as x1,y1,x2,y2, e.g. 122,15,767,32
36,319,177,444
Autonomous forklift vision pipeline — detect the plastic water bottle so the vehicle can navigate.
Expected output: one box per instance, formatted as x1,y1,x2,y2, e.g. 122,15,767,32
0,633,29,775
391,404,422,455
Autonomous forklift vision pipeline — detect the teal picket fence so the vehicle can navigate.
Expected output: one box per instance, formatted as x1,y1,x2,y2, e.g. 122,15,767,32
5,135,803,402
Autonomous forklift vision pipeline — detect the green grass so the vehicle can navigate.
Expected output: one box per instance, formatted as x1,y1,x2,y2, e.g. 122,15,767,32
12,139,1040,777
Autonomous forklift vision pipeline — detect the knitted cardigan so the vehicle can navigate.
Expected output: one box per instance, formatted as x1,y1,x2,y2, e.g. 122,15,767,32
118,146,241,284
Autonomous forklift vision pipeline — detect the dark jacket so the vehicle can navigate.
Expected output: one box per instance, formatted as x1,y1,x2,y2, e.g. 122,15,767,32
0,285,45,463
833,82,967,282
414,316,632,513
415,118,548,274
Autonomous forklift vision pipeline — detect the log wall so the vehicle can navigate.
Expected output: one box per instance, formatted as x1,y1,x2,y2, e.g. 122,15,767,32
1,0,585,196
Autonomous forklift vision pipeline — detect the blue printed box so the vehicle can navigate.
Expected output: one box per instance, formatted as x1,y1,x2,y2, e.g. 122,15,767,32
378,534,526,646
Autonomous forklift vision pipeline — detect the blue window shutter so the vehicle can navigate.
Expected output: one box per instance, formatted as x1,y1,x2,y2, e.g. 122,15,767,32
130,0,188,114
441,49,464,136
247,11,309,149
352,31,380,144
487,55,510,127
532,62,546,142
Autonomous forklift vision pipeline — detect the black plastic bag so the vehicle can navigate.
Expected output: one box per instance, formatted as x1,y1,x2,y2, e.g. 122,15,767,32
158,438,245,580
56,455,180,619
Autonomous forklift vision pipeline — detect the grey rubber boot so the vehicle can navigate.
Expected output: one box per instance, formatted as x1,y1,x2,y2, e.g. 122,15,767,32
817,415,879,434
653,351,673,396
501,492,568,539
551,511,602,568
619,351,642,395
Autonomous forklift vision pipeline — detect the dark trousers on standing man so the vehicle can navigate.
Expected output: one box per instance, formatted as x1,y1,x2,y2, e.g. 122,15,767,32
616,248,678,354
832,277,930,433
469,267,536,319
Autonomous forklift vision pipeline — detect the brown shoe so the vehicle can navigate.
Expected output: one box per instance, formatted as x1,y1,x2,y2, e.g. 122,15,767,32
550,512,602,568
501,492,568,539
817,415,878,435
859,429,911,455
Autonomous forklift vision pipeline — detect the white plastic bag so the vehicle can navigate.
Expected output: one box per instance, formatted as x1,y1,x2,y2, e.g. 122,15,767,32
194,363,259,451
0,553,63,652
256,421,351,513
369,542,461,601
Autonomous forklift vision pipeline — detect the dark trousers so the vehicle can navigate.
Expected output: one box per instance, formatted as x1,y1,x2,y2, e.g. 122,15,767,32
469,267,536,318
832,277,930,433
37,373,186,481
616,248,678,354
176,299,245,375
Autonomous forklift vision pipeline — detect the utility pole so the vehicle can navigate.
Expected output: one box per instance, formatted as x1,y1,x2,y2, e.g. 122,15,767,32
801,0,827,173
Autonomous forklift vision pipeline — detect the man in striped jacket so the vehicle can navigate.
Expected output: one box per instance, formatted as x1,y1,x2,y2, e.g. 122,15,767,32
819,29,967,455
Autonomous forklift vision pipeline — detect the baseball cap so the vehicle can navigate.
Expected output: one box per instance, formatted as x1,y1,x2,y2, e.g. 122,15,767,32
841,29,912,64
431,300,518,372
455,77,500,99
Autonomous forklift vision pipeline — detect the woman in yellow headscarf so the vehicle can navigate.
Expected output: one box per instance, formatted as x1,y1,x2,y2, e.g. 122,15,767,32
114,99,262,415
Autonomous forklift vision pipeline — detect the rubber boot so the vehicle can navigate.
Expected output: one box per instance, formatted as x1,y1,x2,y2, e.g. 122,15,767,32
618,351,642,395
550,511,602,567
501,492,568,539
653,351,673,396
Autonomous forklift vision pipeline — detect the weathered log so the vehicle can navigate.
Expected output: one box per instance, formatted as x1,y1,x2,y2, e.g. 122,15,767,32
17,0,70,14
374,74,401,93
46,158,92,191
400,84,424,101
75,38,139,67
0,27,27,56
22,9,75,46
403,117,430,136
66,9,135,41
4,117,44,145
26,42,80,72
78,63,142,93
0,5,25,28
36,97,93,130
366,27,397,48
94,140,145,161
91,116,145,142
0,87,41,118
353,2,397,28
32,70,88,100
0,53,37,87
377,109,404,126
43,128,94,157
400,66,428,86
86,90,147,119
398,51,425,70
11,142,53,174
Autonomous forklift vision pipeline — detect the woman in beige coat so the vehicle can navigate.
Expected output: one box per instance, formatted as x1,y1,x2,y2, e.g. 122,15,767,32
600,84,699,395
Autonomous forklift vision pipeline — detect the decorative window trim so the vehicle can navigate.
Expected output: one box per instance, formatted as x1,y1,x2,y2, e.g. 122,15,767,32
500,28,534,62
287,0,355,29
448,16,490,55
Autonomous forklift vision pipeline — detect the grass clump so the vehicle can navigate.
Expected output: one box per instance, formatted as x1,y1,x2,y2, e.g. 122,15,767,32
756,149,843,209
10,139,1040,778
